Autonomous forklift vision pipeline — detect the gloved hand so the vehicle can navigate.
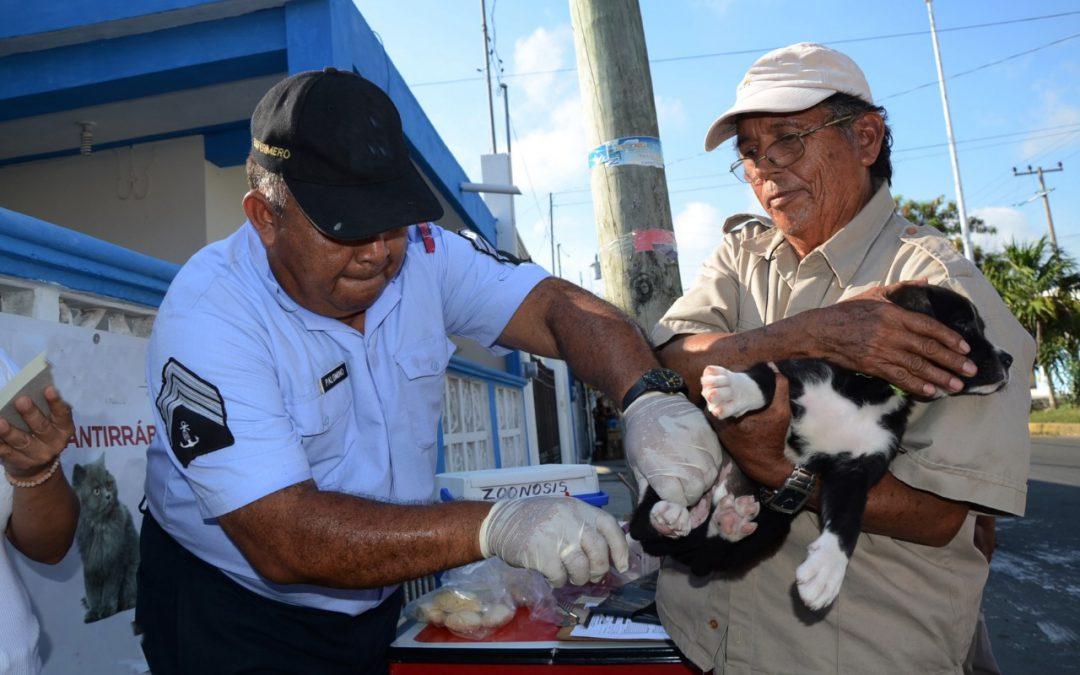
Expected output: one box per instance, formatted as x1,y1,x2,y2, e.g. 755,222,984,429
622,391,723,507
479,496,629,587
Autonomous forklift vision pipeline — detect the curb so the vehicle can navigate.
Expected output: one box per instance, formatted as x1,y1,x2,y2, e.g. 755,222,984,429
1029,422,1080,436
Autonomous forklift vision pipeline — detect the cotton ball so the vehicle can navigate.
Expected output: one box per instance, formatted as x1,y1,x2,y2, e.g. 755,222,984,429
481,603,515,627
434,589,483,613
445,610,484,634
418,601,445,625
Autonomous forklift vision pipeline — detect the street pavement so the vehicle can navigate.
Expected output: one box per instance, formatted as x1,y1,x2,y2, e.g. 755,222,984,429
985,436,1080,674
594,435,1080,673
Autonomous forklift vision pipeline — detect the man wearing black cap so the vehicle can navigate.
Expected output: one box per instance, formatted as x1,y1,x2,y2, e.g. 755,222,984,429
135,68,722,673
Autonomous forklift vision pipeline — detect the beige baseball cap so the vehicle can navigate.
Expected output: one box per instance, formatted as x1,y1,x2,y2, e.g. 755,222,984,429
704,42,873,151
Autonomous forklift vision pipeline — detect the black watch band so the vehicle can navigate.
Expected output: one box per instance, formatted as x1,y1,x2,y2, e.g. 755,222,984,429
620,368,687,411
759,466,817,515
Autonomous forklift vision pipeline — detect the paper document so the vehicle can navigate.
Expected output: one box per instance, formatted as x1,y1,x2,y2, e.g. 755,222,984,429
0,352,54,432
569,613,670,641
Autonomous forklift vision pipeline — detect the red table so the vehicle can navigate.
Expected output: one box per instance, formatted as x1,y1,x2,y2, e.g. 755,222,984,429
388,607,702,674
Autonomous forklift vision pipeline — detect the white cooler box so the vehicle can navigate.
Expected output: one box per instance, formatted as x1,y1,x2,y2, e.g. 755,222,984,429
435,464,608,507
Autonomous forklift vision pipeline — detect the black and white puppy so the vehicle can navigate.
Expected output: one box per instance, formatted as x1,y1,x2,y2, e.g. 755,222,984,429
630,285,1013,610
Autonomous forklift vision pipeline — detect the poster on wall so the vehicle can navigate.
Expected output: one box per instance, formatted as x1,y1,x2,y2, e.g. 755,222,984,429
0,312,150,674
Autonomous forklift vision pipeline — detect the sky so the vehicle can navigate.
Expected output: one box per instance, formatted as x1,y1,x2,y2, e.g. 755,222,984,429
356,0,1080,292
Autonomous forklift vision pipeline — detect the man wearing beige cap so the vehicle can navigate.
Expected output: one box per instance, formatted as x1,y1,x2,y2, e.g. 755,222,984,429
651,42,1033,672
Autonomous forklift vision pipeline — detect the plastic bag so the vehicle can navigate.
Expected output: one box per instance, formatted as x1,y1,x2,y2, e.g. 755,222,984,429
406,558,560,639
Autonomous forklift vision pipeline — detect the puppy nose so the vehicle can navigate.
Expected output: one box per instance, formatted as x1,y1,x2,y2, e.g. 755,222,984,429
999,351,1013,370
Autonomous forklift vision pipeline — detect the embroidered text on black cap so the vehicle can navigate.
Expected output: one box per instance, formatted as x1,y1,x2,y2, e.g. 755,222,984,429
155,358,235,467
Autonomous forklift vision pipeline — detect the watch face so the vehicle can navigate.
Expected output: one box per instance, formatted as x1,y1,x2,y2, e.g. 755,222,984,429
644,368,685,392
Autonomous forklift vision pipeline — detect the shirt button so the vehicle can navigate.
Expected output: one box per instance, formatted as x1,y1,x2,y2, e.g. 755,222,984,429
430,359,439,370
708,618,719,630
322,416,329,426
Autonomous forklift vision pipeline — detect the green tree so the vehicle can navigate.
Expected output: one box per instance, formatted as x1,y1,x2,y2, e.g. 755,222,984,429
894,195,997,265
981,238,1080,409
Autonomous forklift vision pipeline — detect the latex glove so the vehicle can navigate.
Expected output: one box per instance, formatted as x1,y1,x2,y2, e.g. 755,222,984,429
479,496,630,587
622,391,723,507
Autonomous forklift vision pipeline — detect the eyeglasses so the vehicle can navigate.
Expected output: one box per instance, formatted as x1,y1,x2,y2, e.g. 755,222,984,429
728,114,856,184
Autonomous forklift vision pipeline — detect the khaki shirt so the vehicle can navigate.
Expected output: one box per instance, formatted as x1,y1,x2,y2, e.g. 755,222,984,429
652,184,1034,674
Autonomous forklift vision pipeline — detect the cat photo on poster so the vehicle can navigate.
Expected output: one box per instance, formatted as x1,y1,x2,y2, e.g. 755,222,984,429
71,456,139,623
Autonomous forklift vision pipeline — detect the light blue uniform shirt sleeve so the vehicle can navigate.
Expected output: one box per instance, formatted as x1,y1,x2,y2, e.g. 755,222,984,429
0,349,18,387
435,227,549,352
148,309,313,518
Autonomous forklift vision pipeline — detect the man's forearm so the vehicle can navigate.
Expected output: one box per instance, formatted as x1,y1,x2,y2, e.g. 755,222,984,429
8,470,79,564
737,449,967,547
221,481,493,588
501,279,658,403
660,318,817,402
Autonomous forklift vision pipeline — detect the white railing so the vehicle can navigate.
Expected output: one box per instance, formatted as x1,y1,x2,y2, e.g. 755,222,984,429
0,274,156,337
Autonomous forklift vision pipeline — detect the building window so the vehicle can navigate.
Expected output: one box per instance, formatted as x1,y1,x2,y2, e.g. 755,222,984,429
495,385,528,467
442,374,494,471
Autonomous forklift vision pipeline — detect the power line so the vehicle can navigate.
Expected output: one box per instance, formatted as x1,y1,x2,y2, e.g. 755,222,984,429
892,128,1080,165
556,181,743,207
969,129,1080,202
893,122,1080,153
409,9,1080,88
879,31,1080,101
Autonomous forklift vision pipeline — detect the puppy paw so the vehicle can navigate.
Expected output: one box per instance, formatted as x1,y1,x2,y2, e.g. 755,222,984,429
649,500,691,538
706,494,759,542
700,366,766,419
795,533,849,611
687,495,712,529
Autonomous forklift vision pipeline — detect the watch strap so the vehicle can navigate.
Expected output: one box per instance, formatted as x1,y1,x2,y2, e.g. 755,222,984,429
620,369,687,411
759,466,817,515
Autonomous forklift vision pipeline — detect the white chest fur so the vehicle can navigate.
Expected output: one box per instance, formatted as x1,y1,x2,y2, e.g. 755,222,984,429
785,378,906,464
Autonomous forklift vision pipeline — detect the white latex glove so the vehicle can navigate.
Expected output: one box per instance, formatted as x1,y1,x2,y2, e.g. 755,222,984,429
479,496,630,587
622,391,723,507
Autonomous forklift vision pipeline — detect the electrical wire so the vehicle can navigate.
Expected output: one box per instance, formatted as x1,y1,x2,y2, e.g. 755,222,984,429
878,32,1080,101
409,9,1080,88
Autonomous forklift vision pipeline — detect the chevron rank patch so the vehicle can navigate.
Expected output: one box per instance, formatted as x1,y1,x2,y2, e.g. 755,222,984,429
155,358,235,467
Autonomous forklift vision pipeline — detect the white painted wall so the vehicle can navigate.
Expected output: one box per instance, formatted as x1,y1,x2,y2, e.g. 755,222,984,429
204,161,248,243
0,137,208,264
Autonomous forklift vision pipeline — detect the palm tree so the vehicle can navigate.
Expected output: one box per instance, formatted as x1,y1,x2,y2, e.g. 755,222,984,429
982,238,1080,408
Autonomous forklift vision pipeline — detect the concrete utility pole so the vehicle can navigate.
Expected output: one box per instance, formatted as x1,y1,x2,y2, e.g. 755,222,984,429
925,0,975,261
480,0,497,154
569,0,681,332
549,192,556,274
1013,162,1064,249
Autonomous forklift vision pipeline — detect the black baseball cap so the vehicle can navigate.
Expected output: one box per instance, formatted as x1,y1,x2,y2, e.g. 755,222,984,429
250,67,443,240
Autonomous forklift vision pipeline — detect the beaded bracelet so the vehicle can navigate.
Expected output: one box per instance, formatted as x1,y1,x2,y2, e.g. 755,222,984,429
6,457,61,489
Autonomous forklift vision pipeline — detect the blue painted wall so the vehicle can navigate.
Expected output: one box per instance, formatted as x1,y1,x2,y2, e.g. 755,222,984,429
0,0,239,40
0,207,179,307
0,0,498,242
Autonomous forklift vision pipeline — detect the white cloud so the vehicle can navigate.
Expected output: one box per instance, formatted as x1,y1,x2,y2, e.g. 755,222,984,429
1021,88,1080,157
970,205,1041,251
511,96,589,195
512,26,574,110
673,201,726,286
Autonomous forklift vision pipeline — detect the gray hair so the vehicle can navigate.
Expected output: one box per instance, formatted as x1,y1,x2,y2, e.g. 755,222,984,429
820,92,894,185
245,155,290,217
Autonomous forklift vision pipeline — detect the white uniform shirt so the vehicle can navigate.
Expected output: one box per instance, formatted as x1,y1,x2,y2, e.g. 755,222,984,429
144,223,548,615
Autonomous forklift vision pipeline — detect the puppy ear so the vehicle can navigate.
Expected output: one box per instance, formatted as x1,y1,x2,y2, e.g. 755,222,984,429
885,284,933,315
925,286,978,327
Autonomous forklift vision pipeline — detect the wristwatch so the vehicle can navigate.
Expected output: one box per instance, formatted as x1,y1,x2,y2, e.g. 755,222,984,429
759,466,817,515
620,368,687,411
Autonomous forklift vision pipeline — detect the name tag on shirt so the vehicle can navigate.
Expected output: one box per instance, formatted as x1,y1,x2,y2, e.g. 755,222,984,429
320,363,348,393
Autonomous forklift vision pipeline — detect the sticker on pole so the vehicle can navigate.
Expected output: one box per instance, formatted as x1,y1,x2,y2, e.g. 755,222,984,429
633,229,678,262
588,136,664,169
